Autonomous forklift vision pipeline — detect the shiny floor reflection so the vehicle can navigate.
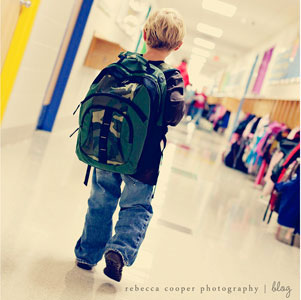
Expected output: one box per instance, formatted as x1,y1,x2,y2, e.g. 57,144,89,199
1,122,299,300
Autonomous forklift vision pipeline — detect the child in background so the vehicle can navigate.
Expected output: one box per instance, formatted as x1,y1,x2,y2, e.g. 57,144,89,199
190,87,208,127
177,59,190,88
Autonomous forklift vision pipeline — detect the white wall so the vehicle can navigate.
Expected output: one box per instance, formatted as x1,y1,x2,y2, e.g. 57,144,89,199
53,0,140,130
53,0,157,132
2,0,77,133
258,21,299,100
210,20,300,100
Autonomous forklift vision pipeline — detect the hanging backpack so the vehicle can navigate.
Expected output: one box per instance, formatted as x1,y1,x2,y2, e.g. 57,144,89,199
71,51,174,185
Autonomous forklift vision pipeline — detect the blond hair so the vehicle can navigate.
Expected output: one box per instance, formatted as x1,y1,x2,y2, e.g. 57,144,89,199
143,8,185,51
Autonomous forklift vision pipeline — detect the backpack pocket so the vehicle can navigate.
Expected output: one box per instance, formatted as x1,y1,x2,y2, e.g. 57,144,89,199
80,105,134,166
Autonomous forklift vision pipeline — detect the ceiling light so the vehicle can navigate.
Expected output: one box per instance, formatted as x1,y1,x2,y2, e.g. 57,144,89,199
197,22,223,38
188,64,204,77
192,47,210,58
202,0,237,17
194,37,215,49
129,0,149,12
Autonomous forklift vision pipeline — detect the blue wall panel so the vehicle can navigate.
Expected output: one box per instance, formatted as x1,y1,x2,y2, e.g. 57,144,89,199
37,0,94,131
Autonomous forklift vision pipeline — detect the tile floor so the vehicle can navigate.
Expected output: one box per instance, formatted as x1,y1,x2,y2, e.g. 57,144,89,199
1,121,299,300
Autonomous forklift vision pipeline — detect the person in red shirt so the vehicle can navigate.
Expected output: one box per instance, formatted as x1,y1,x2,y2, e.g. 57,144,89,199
177,59,190,87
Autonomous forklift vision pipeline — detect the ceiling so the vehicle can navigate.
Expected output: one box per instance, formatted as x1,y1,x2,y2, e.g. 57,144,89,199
156,0,299,77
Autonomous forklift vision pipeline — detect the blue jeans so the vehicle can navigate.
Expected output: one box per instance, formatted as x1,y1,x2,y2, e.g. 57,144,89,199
75,168,154,267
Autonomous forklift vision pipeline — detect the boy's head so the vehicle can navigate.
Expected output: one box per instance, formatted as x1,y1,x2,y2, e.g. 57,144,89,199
143,8,185,51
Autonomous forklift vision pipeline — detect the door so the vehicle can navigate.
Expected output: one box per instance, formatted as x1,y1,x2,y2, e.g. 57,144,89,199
1,0,20,69
1,0,41,122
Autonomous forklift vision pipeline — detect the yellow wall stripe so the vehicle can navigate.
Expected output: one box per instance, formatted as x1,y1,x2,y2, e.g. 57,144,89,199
1,0,41,122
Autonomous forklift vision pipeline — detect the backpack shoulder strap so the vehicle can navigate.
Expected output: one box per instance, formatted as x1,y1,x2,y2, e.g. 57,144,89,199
154,62,180,125
157,62,179,75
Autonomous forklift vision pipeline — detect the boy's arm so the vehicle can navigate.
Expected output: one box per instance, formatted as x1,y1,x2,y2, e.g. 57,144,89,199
164,70,185,127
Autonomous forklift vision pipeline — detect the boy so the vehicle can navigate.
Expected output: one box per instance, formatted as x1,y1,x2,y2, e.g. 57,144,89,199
75,8,186,282
190,87,208,127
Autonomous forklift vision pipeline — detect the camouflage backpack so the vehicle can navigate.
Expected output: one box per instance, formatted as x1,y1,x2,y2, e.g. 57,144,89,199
71,51,174,185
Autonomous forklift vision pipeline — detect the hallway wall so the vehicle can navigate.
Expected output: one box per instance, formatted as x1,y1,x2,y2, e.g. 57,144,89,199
212,20,300,100
2,0,158,141
53,0,157,131
2,0,76,133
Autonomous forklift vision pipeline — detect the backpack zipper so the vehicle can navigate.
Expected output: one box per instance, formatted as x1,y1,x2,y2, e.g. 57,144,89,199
108,63,162,105
73,103,81,115
69,127,79,138
73,65,162,119
80,92,147,122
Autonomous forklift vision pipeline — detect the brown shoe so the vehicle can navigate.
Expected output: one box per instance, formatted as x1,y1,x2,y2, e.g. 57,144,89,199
103,251,124,282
